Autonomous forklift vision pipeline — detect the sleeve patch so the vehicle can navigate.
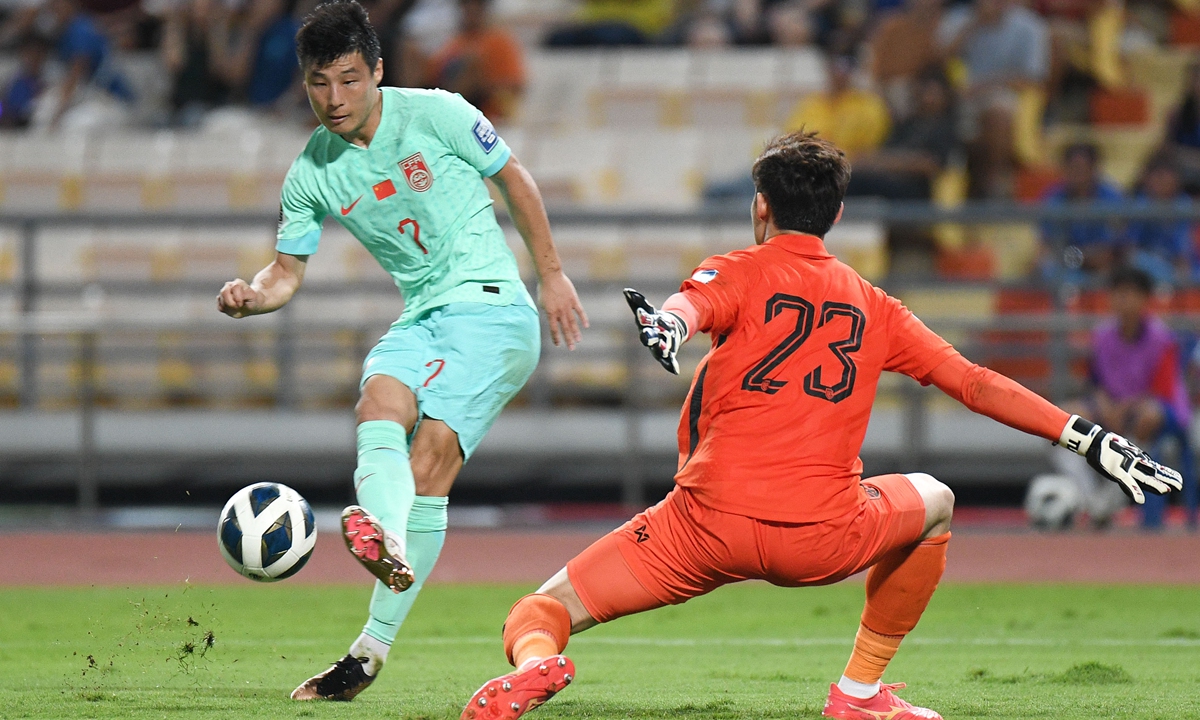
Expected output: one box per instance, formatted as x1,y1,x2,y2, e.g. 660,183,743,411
472,115,499,154
692,269,719,284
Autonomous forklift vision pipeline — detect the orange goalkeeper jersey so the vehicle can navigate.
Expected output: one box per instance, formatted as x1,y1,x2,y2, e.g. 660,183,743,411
674,233,956,523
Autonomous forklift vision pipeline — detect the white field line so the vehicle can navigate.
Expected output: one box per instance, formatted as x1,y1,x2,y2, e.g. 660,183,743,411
27,636,1200,650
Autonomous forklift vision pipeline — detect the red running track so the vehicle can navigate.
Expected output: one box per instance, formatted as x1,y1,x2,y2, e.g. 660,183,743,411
2,530,1199,586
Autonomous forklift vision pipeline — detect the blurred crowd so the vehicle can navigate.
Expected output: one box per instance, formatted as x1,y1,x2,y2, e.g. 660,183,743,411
0,0,524,129
5,0,1200,282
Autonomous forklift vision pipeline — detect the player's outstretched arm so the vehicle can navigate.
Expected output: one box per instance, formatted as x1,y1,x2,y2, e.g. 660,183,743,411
924,353,1182,504
488,156,588,350
217,252,307,319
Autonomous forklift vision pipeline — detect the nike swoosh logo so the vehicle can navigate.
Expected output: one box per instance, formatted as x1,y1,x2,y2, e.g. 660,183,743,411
340,196,363,215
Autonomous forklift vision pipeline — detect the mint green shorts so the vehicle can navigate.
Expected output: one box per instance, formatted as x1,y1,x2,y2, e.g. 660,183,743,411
362,302,540,459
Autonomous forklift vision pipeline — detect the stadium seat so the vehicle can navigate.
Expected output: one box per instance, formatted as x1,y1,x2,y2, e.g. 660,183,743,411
1169,10,1200,46
609,129,702,209
697,127,774,188
523,129,616,206
1089,87,1151,126
986,288,1055,390
1126,49,1192,122
2,133,90,210
522,50,609,128
689,50,784,127
86,133,175,210
172,131,264,210
776,48,829,125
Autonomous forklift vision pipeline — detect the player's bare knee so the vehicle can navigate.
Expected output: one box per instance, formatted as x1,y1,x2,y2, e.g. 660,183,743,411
906,472,954,536
355,376,418,428
537,568,598,634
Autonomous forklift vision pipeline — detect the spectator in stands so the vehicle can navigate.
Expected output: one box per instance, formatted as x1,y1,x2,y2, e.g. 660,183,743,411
0,32,48,128
765,0,813,46
1164,62,1200,194
36,0,135,129
845,71,958,200
869,0,943,119
1057,267,1190,527
427,0,524,123
1128,155,1197,284
545,0,676,46
1040,142,1125,278
1036,0,1125,101
937,0,1050,197
784,55,891,158
683,8,735,47
161,0,229,126
201,0,303,115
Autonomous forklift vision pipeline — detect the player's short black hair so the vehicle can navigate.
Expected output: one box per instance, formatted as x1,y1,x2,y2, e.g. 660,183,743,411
752,131,850,238
1110,265,1153,295
296,0,380,73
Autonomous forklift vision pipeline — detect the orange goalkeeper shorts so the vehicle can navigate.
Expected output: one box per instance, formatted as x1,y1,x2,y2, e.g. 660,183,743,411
566,474,926,623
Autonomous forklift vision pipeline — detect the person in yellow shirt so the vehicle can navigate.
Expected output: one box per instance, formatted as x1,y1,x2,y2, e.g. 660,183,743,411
547,0,677,45
785,57,891,157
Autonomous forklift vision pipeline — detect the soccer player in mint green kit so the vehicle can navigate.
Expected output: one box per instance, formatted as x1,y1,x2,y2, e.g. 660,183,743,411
217,0,587,701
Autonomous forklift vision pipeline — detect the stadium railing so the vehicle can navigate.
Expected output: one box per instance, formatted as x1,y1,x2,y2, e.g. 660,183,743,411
1,202,1198,508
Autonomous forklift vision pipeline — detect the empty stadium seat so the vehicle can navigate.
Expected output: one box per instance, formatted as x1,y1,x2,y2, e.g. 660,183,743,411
609,129,702,209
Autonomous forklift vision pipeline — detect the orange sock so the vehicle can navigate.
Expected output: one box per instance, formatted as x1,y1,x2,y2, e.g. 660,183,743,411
502,593,572,667
843,532,950,684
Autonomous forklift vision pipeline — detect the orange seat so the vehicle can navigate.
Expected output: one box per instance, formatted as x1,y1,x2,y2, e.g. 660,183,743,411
1014,166,1062,203
1170,10,1200,46
935,245,997,280
985,288,1056,388
1172,288,1200,311
1089,87,1150,126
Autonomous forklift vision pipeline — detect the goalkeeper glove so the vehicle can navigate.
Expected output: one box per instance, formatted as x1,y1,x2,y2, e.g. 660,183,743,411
1058,414,1183,504
623,288,686,375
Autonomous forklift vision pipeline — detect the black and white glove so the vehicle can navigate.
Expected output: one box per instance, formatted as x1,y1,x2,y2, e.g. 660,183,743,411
623,288,687,375
1059,414,1183,504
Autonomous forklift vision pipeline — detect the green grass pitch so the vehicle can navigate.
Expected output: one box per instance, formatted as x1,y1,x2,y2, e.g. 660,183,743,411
2,582,1200,719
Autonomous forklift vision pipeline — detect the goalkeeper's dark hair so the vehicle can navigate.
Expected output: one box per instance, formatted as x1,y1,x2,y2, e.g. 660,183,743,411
752,130,850,238
1110,265,1153,295
296,0,380,72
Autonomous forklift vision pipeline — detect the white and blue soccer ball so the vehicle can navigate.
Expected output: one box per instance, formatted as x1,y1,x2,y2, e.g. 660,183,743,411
218,482,317,581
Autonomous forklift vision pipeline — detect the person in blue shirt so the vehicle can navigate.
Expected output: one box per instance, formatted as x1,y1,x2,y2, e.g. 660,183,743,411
1129,155,1197,284
44,0,133,126
1040,142,1125,278
0,33,49,128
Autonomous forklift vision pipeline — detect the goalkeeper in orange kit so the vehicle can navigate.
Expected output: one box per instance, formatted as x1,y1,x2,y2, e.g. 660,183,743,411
459,132,1182,720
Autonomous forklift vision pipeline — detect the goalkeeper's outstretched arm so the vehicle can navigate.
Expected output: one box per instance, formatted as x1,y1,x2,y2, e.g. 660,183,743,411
923,353,1182,503
217,252,308,319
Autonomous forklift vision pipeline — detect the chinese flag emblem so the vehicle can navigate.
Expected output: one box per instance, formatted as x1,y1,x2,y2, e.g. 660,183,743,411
400,153,434,192
373,178,396,201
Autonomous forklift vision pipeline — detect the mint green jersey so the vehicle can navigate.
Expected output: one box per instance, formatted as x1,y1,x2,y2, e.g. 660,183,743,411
276,87,534,325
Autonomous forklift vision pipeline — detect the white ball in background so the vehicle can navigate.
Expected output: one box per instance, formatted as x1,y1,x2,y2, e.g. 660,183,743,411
1025,474,1083,531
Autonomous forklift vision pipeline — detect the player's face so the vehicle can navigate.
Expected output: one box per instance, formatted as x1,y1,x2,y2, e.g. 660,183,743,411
1112,285,1149,326
304,53,384,138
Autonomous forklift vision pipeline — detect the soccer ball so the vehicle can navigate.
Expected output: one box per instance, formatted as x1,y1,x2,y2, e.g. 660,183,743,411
1024,474,1082,531
218,482,317,581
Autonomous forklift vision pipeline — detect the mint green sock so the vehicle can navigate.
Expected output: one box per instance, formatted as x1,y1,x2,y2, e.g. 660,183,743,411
354,420,416,540
364,495,448,644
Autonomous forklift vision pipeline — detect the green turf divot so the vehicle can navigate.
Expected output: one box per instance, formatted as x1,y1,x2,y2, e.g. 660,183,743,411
1051,662,1132,685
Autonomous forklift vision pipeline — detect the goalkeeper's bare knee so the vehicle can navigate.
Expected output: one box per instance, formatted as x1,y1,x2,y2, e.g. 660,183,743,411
905,472,954,537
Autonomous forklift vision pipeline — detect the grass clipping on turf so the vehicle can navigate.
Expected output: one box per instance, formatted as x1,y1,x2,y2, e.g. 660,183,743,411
969,661,1133,685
